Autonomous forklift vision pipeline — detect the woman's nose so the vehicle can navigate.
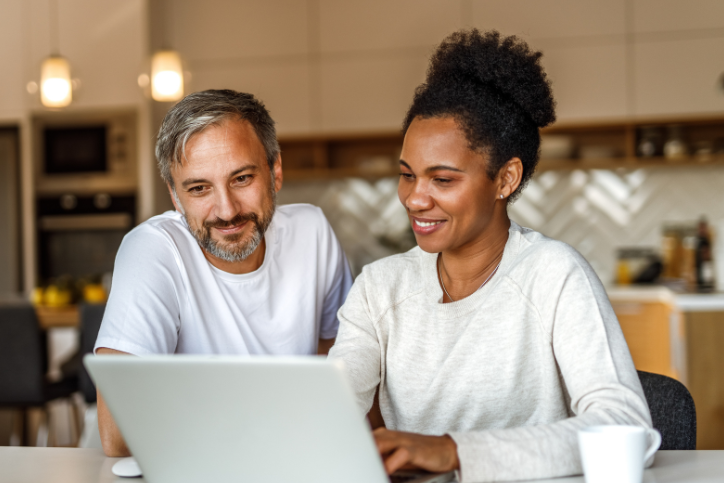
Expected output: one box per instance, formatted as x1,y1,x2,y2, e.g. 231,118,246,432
402,182,434,213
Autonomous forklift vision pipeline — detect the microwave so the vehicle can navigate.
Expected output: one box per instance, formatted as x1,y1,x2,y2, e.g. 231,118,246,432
33,110,137,195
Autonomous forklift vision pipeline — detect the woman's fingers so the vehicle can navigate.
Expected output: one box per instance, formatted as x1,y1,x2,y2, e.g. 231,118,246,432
373,429,460,474
384,446,413,474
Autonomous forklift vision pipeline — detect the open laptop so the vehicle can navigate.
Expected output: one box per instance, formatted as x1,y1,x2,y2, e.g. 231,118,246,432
84,355,455,483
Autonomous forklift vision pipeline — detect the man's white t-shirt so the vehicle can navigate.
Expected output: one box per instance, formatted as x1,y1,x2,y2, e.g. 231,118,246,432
95,204,353,356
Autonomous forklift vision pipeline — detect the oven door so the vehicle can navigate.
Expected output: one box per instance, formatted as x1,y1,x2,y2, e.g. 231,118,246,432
38,213,133,281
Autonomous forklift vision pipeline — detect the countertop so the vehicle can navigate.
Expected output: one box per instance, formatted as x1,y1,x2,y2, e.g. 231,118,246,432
0,448,723,483
606,285,724,312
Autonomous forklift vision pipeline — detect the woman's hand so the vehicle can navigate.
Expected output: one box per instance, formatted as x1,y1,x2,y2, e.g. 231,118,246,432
373,428,460,474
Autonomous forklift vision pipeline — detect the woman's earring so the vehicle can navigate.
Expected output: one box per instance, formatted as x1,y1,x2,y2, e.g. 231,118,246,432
500,194,504,199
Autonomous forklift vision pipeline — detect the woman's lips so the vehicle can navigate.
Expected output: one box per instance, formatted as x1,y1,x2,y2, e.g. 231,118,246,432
410,217,446,235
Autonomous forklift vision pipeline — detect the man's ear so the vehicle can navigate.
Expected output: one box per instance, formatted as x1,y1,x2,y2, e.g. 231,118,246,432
167,183,185,214
273,153,283,193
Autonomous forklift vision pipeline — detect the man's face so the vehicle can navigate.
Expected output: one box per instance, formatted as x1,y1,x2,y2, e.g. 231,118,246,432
168,118,282,263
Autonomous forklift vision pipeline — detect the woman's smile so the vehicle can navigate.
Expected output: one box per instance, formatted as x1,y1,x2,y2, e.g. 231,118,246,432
410,216,447,235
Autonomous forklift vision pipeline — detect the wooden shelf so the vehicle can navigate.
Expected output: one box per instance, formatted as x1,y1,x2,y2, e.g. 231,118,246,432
538,155,724,172
35,305,79,329
277,115,724,180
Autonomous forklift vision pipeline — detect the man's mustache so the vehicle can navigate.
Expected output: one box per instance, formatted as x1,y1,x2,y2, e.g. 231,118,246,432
203,213,259,230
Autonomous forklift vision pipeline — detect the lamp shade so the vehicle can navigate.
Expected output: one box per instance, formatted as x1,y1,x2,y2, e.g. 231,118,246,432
40,56,72,107
151,50,184,102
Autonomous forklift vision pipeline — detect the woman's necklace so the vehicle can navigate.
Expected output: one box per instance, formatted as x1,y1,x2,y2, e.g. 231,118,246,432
438,253,502,302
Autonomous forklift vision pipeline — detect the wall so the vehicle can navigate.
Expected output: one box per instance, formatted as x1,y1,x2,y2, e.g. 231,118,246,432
0,130,20,293
279,165,724,283
0,0,147,120
0,0,150,293
166,0,724,136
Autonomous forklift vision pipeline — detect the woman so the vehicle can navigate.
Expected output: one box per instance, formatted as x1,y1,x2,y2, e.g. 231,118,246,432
328,30,653,482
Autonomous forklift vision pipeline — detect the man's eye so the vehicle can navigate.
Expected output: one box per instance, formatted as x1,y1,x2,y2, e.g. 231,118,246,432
399,173,414,180
236,175,251,183
188,186,205,192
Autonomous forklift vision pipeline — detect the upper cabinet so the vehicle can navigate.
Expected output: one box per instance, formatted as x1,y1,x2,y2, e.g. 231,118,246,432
279,115,724,180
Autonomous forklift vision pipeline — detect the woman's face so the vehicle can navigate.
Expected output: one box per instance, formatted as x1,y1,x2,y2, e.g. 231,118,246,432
398,116,510,254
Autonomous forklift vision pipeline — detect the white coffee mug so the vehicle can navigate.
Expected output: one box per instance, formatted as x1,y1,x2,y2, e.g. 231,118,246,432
578,425,662,483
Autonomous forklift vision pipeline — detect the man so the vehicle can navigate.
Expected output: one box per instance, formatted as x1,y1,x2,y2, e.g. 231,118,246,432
94,89,353,456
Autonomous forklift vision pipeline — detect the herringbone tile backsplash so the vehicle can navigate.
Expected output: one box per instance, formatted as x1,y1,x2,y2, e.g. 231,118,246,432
278,167,724,283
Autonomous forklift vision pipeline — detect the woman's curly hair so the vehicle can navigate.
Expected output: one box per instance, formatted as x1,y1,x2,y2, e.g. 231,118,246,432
403,29,556,202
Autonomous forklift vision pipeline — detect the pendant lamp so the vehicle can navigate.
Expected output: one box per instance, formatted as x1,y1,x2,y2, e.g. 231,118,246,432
151,50,184,101
40,55,72,107
40,0,72,108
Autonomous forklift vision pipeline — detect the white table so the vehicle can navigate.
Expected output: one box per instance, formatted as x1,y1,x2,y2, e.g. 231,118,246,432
0,448,722,482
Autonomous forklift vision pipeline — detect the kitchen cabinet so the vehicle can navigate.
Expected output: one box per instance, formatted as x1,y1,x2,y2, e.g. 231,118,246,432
610,287,724,449
277,115,724,180
610,287,683,380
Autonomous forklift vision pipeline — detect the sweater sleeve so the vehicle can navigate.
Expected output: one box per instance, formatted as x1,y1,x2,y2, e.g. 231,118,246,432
327,270,381,417
448,248,654,482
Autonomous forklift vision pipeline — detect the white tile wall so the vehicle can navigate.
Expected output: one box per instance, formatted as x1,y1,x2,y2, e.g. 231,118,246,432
279,166,724,284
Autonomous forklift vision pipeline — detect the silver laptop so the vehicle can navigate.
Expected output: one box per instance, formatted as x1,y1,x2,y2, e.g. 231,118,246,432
84,355,455,483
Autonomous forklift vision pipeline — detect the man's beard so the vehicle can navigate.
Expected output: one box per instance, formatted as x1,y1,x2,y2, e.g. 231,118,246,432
186,190,276,263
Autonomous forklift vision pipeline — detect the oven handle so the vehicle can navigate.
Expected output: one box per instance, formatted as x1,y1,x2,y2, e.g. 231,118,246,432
39,213,133,231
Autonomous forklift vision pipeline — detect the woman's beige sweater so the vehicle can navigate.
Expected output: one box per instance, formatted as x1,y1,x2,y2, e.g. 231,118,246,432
328,221,654,482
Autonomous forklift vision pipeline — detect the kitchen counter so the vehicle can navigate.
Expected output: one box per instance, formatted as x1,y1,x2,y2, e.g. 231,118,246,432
606,285,724,312
607,284,724,449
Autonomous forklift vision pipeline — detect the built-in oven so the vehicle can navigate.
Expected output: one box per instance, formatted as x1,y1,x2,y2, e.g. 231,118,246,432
37,194,135,282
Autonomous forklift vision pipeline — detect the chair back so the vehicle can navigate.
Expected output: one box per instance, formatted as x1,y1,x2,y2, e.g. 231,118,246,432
637,370,696,450
0,304,47,406
79,303,105,403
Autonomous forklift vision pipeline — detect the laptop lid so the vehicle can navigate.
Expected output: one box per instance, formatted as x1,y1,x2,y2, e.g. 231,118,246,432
84,355,389,483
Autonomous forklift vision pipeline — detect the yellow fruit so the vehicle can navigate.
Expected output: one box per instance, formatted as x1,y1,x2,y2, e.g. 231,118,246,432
44,285,71,307
83,284,107,303
31,287,44,306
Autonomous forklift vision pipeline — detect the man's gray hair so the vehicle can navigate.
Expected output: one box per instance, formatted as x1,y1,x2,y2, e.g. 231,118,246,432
155,89,280,188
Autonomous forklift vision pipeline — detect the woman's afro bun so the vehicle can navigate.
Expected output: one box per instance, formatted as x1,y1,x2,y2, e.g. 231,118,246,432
403,29,556,201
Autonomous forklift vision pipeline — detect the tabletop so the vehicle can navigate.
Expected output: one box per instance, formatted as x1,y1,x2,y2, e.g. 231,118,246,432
1,448,723,483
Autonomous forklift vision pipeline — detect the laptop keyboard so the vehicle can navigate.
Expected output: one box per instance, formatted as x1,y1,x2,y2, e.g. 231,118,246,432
389,475,422,483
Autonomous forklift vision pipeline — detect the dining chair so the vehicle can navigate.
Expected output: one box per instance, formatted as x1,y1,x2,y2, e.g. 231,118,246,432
637,370,696,450
78,303,105,404
0,303,78,445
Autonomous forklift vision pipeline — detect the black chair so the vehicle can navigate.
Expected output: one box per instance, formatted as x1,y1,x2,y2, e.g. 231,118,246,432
0,304,78,445
637,370,696,450
78,303,105,403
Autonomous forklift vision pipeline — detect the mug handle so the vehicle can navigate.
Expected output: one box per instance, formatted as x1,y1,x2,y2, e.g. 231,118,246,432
644,428,662,462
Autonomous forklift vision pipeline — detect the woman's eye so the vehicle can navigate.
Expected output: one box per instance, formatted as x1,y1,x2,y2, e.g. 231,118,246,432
435,178,452,183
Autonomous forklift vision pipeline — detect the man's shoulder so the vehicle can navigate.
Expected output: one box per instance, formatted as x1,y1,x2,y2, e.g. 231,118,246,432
274,203,326,226
272,204,332,241
120,210,194,259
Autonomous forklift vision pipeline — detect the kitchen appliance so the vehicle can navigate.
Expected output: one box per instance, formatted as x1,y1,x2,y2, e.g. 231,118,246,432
37,193,135,282
33,110,137,195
